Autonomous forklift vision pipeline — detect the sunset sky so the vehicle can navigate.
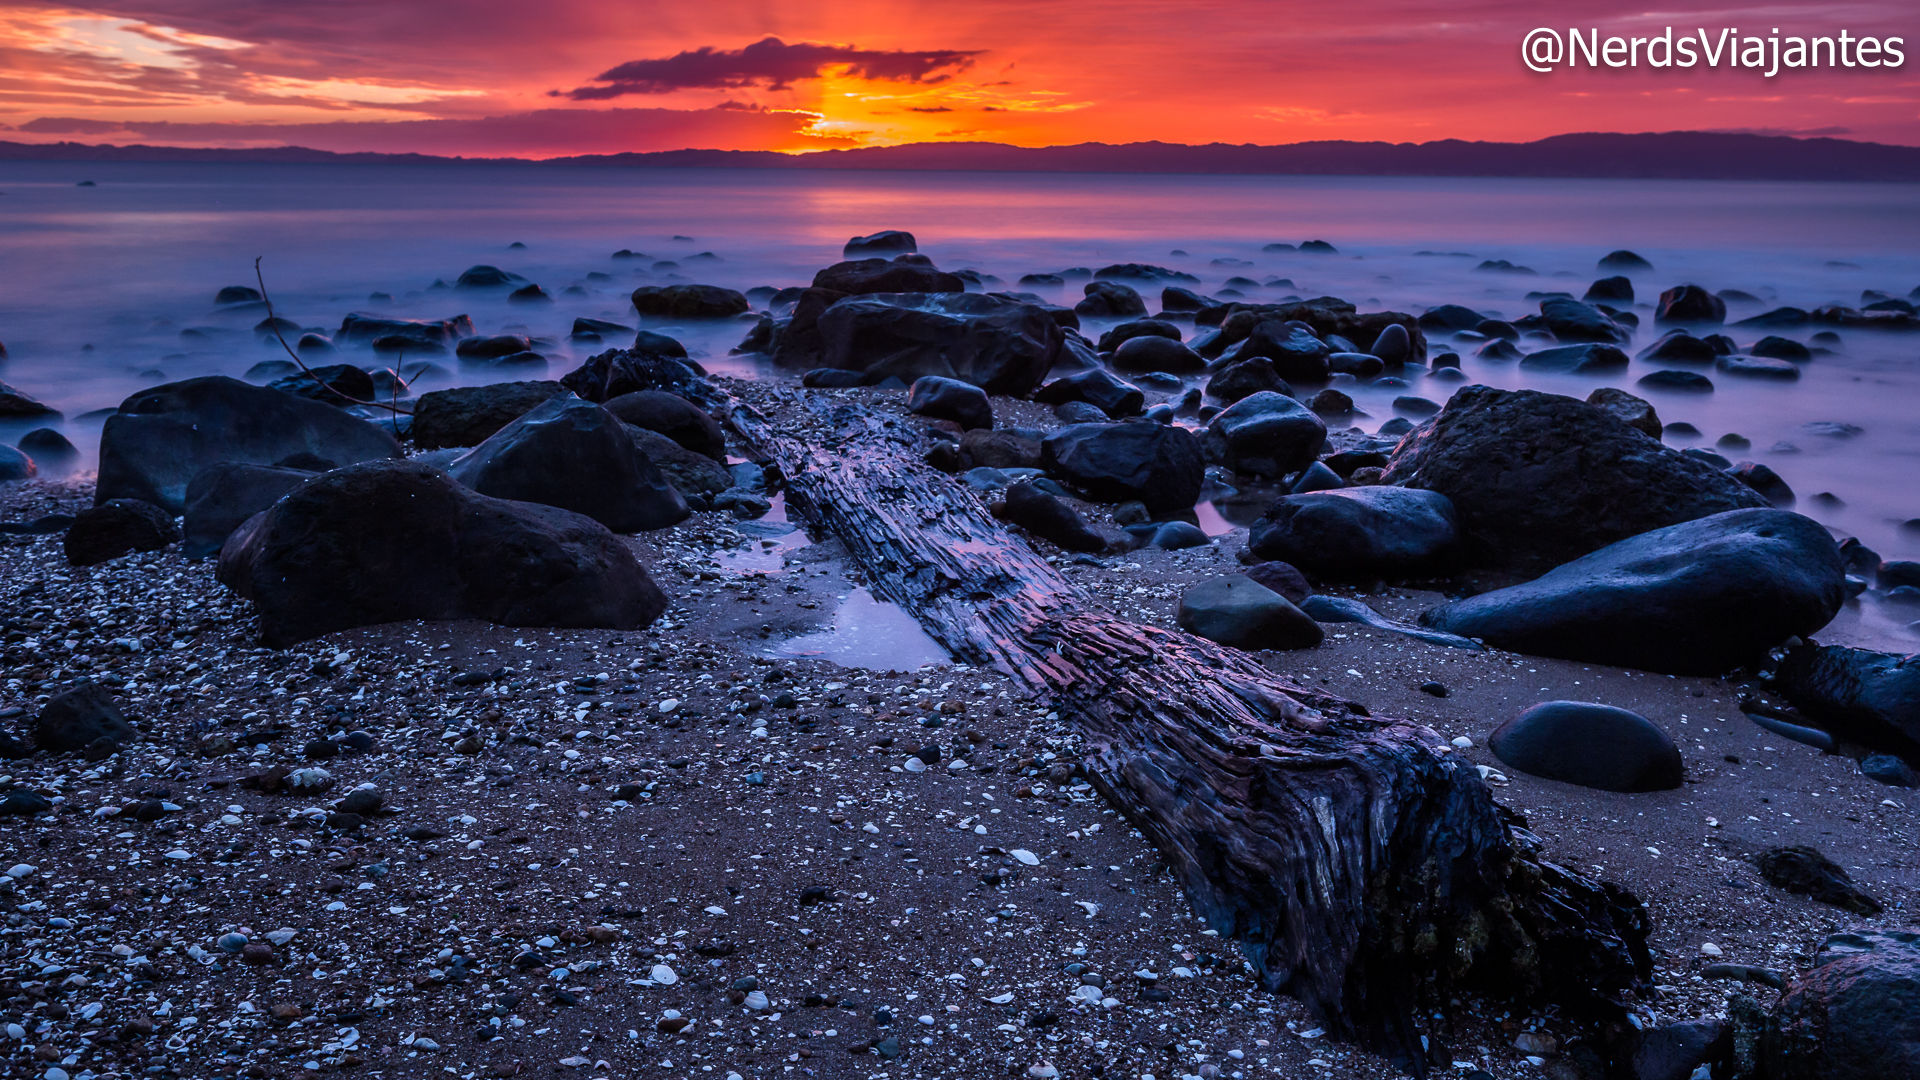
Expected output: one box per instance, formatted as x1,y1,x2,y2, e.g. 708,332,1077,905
2,1,1916,156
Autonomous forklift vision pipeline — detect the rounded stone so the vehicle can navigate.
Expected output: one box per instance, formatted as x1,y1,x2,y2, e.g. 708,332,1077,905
1489,701,1683,793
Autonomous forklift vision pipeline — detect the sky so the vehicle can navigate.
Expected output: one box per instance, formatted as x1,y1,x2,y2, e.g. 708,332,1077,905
1,1,1916,156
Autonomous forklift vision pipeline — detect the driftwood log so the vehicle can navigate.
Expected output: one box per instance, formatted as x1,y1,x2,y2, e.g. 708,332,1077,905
727,395,1652,1073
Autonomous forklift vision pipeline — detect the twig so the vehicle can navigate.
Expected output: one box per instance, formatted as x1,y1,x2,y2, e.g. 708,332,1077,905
253,257,409,416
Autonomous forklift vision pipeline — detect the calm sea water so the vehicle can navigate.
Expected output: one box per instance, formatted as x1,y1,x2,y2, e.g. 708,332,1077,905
2,160,1918,639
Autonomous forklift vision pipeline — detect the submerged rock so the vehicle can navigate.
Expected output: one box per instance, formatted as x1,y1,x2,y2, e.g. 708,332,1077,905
218,459,668,647
630,283,750,320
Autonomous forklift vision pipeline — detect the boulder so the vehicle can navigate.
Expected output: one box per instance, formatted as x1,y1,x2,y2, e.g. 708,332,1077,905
1111,334,1204,374
1243,560,1311,604
1774,645,1920,763
455,334,533,362
1583,276,1635,303
1750,335,1812,362
1488,701,1683,792
96,377,400,515
1031,373,1143,423
1368,323,1412,364
630,284,749,320
907,376,992,430
1215,322,1331,383
559,348,706,402
1639,333,1720,365
455,265,526,289
1205,357,1292,403
1657,284,1727,325
0,380,59,421
961,429,1042,470
335,313,470,350
1421,509,1846,675
1598,250,1653,272
1200,392,1326,478
64,498,179,566
1629,1020,1727,1080
1095,319,1184,353
1041,422,1203,514
1418,305,1485,333
1539,298,1629,344
1586,388,1663,437
1518,343,1629,373
600,391,726,460
1289,461,1344,494
218,459,668,647
446,394,688,532
811,293,1063,397
35,683,136,756
843,230,917,257
1326,352,1385,379
410,381,563,449
0,445,34,481
267,363,375,404
1718,355,1801,380
182,463,318,560
17,429,78,472
1637,370,1715,393
1379,386,1770,573
1248,487,1459,580
1175,575,1322,651
1754,846,1882,915
1760,929,1920,1080
625,426,731,501
813,258,963,295
1002,481,1104,552
1732,461,1795,504
1074,281,1147,319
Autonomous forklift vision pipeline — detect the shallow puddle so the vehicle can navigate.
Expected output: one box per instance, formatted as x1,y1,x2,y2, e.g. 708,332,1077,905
711,493,812,575
766,587,951,670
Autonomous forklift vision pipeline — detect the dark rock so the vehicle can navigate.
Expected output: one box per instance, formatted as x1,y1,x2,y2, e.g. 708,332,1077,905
630,284,750,320
1586,388,1662,437
1718,355,1801,380
559,348,705,403
447,395,687,532
1761,929,1920,1080
1417,305,1485,333
1420,682,1448,697
1200,391,1326,478
1003,481,1104,553
1583,276,1634,303
1249,487,1458,580
1095,319,1183,353
601,391,725,460
1729,461,1793,505
1475,340,1521,362
1327,352,1384,379
455,265,526,289
1160,287,1215,313
1422,508,1845,675
507,284,552,305
1052,401,1109,424
97,377,400,514
1148,520,1208,549
907,376,993,430
410,381,564,450
1657,284,1727,325
1489,701,1682,792
1774,645,1920,762
1306,388,1352,416
36,683,136,755
1369,323,1412,364
1215,322,1331,383
1518,343,1629,374
809,292,1063,397
16,429,76,470
1033,369,1144,418
1206,357,1293,403
802,368,868,389
625,427,732,501
1075,281,1147,319
1380,386,1770,573
1288,461,1343,493
217,285,263,305
1598,250,1653,272
1860,754,1919,787
1175,575,1322,651
844,231,917,257
1639,333,1720,365
1041,422,1203,514
182,463,318,560
1393,395,1439,417
64,499,179,566
571,317,633,339
1540,298,1629,344
813,258,963,296
335,313,471,350
1637,370,1715,393
1242,561,1310,604
961,429,1042,470
1750,336,1812,362
0,791,52,815
1112,335,1204,374
1631,1020,1728,1080
335,787,384,815
217,459,668,647
455,335,533,362
266,364,376,405
1753,846,1882,914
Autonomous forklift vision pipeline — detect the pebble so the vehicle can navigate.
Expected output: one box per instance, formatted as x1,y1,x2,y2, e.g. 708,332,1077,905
1701,942,1723,956
649,964,679,985
1011,848,1040,865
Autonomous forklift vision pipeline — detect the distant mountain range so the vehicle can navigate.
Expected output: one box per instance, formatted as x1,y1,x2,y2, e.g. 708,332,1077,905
4,131,1919,181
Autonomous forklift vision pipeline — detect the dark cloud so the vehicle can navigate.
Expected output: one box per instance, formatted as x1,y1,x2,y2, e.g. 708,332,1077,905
907,106,952,113
559,36,980,100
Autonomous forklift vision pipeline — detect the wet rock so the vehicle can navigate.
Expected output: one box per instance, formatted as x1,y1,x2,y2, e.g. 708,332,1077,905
1379,386,1769,573
813,258,963,295
410,381,563,450
1718,355,1801,380
1753,847,1882,915
1750,335,1812,362
1418,305,1484,333
1146,520,1208,549
335,313,471,351
64,499,180,566
1288,461,1343,493
1306,388,1352,416
802,368,867,388
1637,370,1715,393
962,429,1042,470
181,463,318,560
16,429,77,472
1200,391,1326,478
1074,281,1147,319
601,391,725,460
1248,487,1459,580
1326,352,1384,379
1176,575,1322,651
630,284,750,320
1598,250,1653,272
1034,369,1144,418
1111,335,1204,374
1041,422,1203,515
456,265,527,289
907,376,993,430
1583,276,1634,303
1215,322,1331,384
0,445,36,481
1859,754,1918,787
1242,560,1310,604
1731,461,1794,505
1761,929,1920,1080
36,683,136,755
218,459,668,647
809,292,1063,398
456,335,534,362
1488,701,1682,792
1421,508,1845,675
1518,343,1629,374
335,787,384,815
844,230,917,257
1585,388,1662,437
1003,481,1104,553
1539,298,1629,344
1639,333,1720,365
97,377,400,514
1774,645,1920,762
1204,357,1292,404
1095,319,1184,353
560,347,705,403
1657,284,1727,325
626,426,732,502
1369,322,1412,364
1630,1019,1727,1080
448,395,687,532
